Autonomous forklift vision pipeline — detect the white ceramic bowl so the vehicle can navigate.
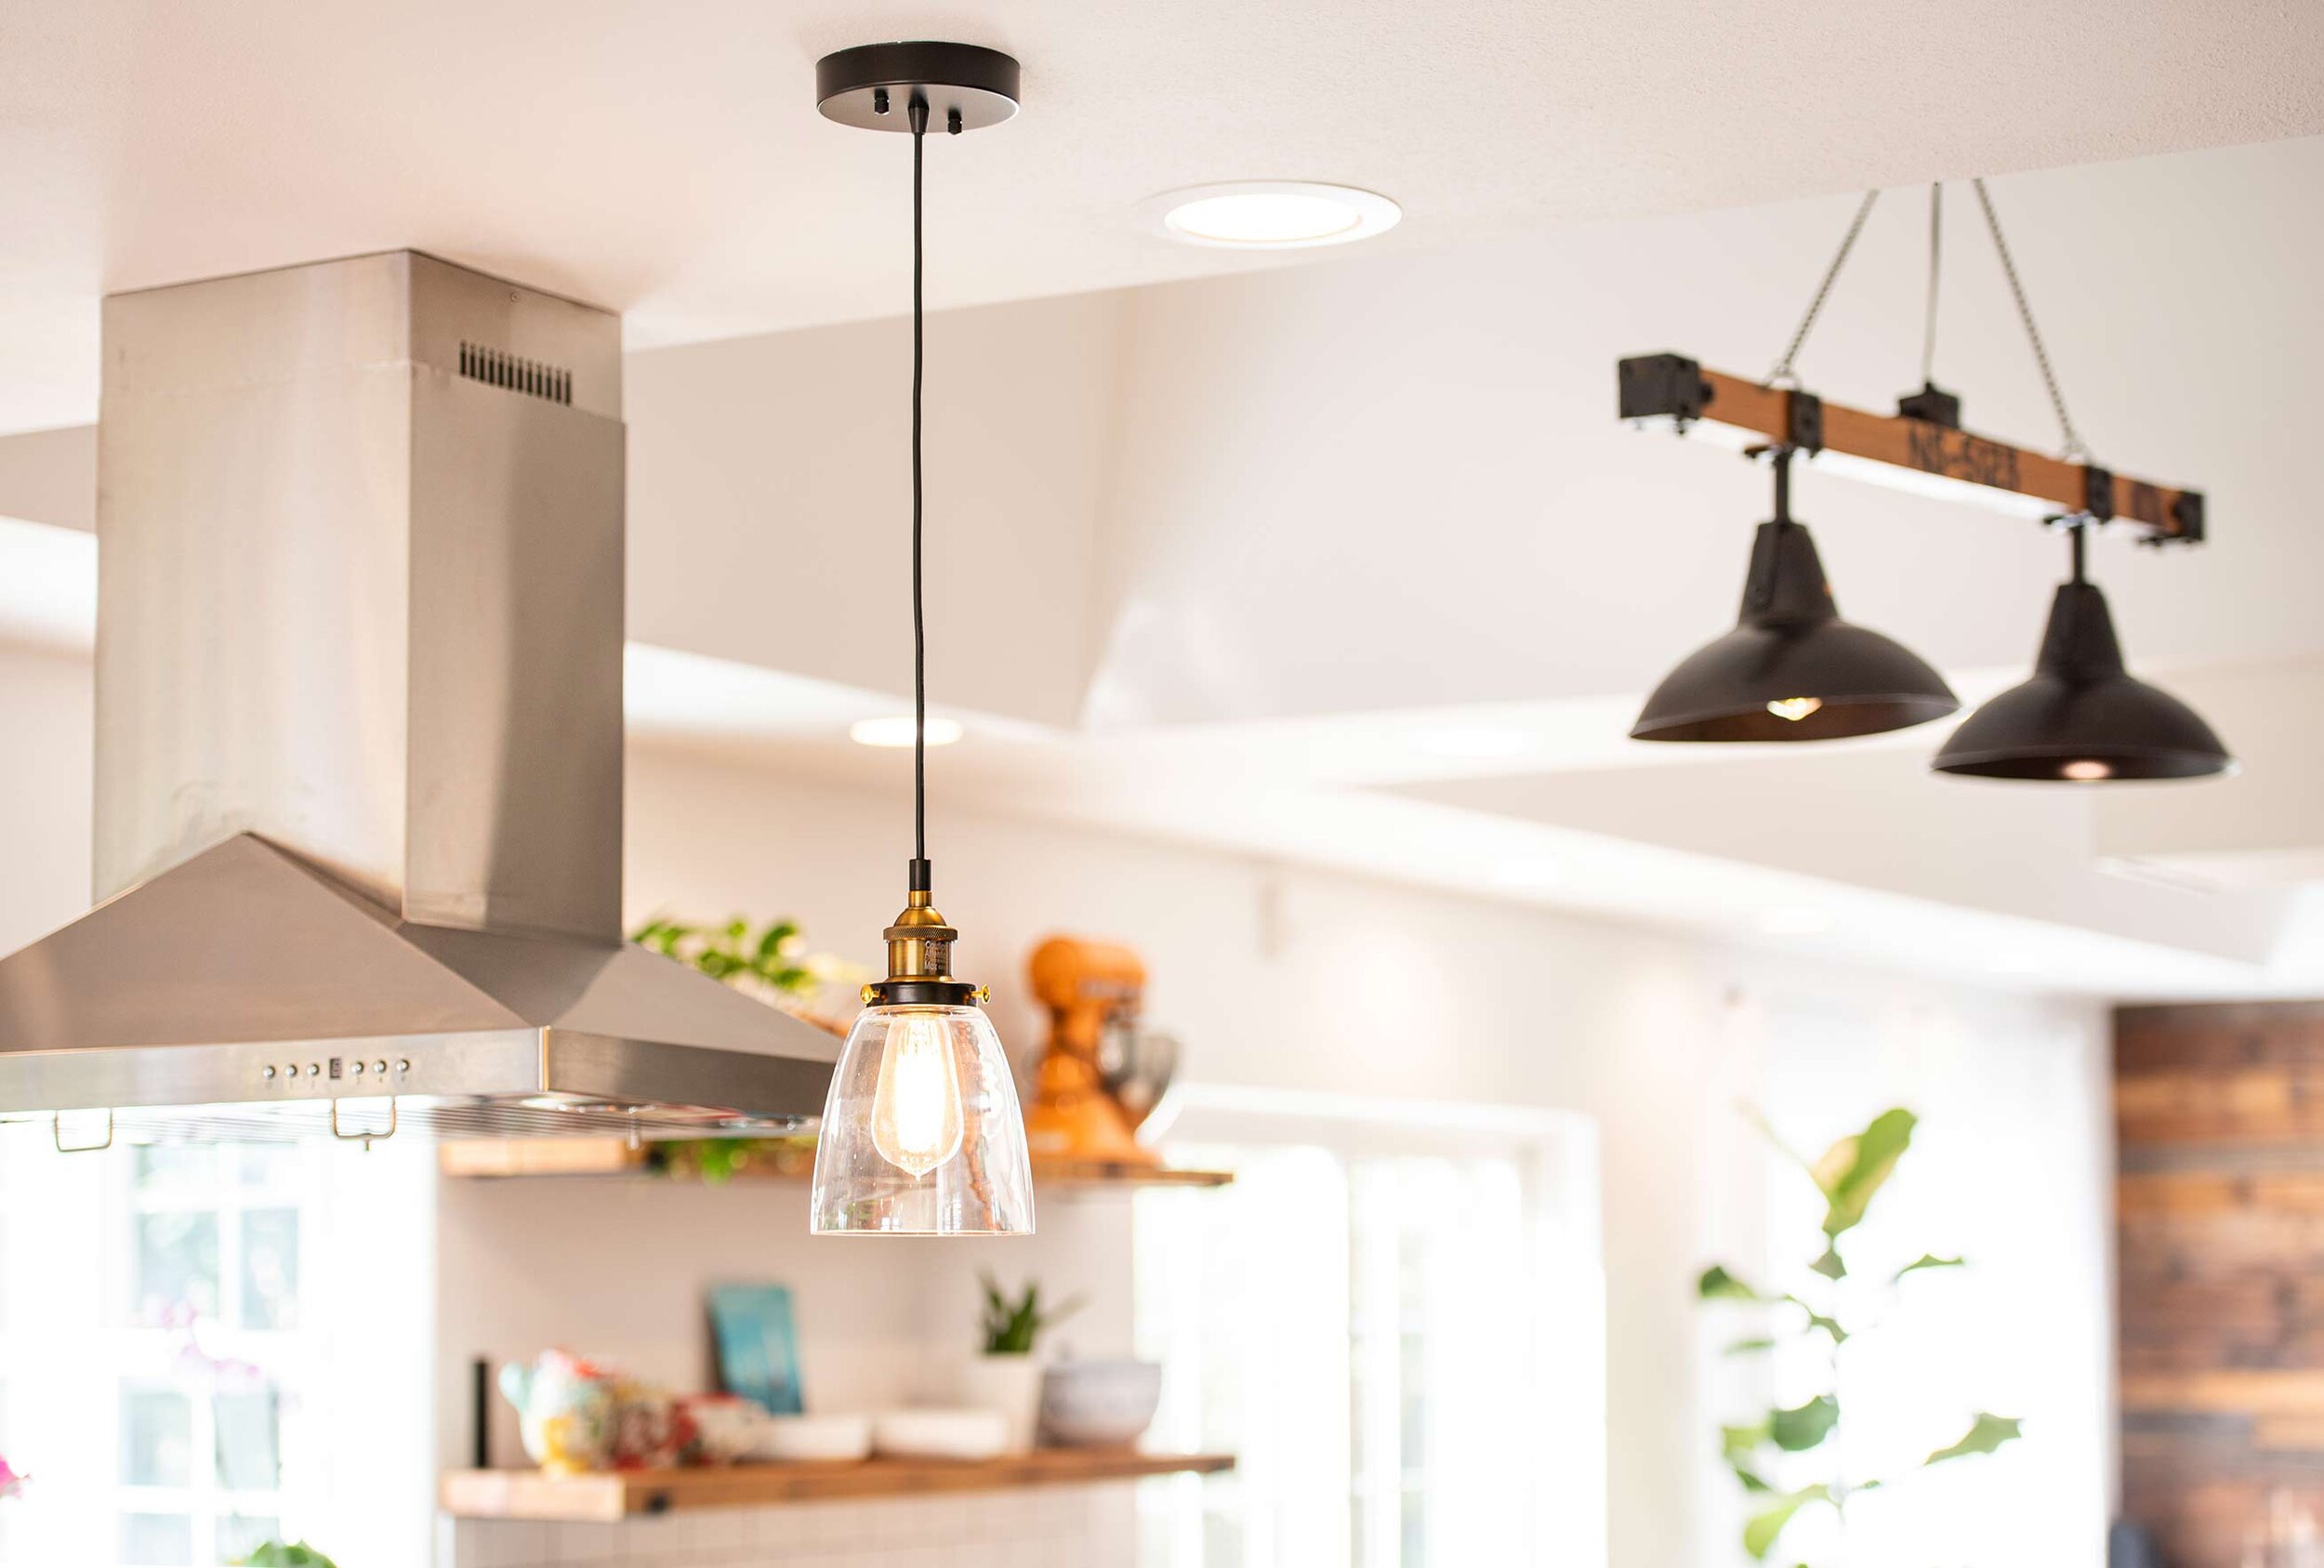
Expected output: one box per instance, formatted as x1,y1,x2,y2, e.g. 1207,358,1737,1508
872,1407,1010,1461
1038,1360,1162,1448
752,1413,874,1463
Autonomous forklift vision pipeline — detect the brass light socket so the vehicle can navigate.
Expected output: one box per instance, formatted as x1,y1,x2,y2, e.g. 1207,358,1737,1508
863,889,983,1008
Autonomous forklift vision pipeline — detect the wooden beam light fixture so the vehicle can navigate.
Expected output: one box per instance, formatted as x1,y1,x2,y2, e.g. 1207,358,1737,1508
1616,355,2204,543
1617,179,2228,782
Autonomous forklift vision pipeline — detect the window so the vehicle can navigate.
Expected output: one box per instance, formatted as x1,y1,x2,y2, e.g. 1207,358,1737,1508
0,1134,314,1565
1134,1089,1604,1568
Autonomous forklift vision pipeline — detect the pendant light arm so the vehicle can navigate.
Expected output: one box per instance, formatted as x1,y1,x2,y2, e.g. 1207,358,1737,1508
1770,443,1795,525
1973,178,2090,463
1766,190,1880,389
909,93,931,887
1919,183,1943,389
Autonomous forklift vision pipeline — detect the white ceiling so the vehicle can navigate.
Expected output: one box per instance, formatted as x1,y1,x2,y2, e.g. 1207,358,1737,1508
2,7,2323,1000
2,0,2321,430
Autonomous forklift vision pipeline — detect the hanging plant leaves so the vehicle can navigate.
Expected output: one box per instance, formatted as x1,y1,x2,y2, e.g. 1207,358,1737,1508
1782,1294,1848,1345
1894,1253,1964,1281
1743,1484,1831,1560
1699,1264,1764,1301
1722,1420,1771,1467
1925,1412,2022,1465
1769,1394,1840,1452
1723,1336,1777,1357
1812,1108,1917,1238
1810,1245,1847,1281
628,914,836,999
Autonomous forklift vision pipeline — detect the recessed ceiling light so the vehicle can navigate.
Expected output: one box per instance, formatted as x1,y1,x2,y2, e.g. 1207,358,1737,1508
851,715,964,749
1138,181,1401,250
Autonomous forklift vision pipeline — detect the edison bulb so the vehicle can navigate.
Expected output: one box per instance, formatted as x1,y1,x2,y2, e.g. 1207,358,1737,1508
811,1003,1035,1234
868,1011,965,1176
1766,696,1823,722
2061,758,2113,782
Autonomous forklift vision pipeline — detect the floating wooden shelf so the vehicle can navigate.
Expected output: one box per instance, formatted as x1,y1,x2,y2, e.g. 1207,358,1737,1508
437,1138,1233,1190
441,1450,1236,1521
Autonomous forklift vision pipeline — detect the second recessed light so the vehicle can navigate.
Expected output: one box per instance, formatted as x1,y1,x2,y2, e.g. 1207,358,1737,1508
1139,181,1401,249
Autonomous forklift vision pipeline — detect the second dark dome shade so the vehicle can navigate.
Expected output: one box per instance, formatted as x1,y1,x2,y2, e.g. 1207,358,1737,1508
1932,580,2233,782
1631,516,1960,744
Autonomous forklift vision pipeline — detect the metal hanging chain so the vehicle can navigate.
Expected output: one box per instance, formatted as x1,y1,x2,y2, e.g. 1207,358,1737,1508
909,95,930,870
1973,177,2090,463
1766,189,1881,388
1919,183,1943,387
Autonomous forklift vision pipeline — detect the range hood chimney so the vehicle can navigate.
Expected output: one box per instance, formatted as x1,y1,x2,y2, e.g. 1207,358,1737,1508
0,252,836,1142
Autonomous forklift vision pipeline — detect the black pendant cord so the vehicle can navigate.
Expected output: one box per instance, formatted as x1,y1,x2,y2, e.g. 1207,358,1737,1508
1919,183,1943,388
1973,177,2089,463
1766,190,1880,389
1771,443,1795,525
2068,517,2089,586
907,95,931,891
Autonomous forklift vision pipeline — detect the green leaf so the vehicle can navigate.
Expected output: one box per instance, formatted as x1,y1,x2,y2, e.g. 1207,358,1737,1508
1769,1394,1839,1453
237,1547,339,1568
1810,1245,1847,1282
1722,1420,1771,1466
1925,1412,2022,1465
1743,1485,1830,1560
1699,1264,1764,1301
1894,1254,1964,1281
1723,1337,1777,1357
1813,1108,1918,1238
1782,1294,1848,1345
1730,1462,1773,1493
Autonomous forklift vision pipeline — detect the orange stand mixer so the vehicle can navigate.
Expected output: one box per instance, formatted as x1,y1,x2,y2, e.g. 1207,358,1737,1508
1023,936,1157,1168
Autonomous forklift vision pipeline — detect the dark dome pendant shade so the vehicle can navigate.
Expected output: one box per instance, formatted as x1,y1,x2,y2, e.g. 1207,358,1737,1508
1932,527,2233,782
1631,449,1960,744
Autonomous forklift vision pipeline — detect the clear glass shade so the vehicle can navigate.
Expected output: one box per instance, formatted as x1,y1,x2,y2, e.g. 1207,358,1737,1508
809,1005,1036,1235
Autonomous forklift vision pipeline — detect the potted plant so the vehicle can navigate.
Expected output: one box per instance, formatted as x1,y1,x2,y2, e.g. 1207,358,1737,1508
235,1545,337,1567
962,1273,1083,1452
1697,1107,2021,1563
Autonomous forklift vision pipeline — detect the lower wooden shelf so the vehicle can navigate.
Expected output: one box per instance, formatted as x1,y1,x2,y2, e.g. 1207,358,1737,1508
437,1138,1233,1190
441,1449,1236,1521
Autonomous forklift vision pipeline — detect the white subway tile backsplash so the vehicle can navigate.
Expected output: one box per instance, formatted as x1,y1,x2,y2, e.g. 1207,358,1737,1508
448,1482,1135,1568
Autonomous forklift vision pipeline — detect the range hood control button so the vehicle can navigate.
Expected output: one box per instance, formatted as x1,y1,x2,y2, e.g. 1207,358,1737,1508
262,1065,277,1080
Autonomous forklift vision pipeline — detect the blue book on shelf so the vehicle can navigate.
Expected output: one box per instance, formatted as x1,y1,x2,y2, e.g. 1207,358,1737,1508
707,1283,805,1416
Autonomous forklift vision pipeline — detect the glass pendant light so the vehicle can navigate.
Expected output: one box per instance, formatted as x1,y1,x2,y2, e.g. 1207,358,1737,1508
1932,523,2233,782
809,43,1034,1236
1631,446,1960,743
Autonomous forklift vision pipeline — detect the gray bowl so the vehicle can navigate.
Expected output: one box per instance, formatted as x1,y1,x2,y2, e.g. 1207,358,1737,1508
1038,1360,1162,1448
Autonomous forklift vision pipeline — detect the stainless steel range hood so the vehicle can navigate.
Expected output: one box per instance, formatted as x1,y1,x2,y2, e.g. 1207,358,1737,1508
0,252,837,1141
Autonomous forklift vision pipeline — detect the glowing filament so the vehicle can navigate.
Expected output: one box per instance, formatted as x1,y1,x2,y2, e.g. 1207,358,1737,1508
1766,697,1824,722
870,1014,965,1177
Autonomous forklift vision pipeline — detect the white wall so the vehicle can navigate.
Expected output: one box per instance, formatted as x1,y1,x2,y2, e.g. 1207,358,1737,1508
601,736,2111,1568
0,647,2112,1567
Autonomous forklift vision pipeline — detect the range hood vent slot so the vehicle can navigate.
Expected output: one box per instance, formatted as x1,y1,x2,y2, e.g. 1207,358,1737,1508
459,340,572,404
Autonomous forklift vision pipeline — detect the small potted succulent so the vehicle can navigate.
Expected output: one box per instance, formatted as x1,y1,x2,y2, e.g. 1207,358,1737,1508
235,1545,337,1567
961,1273,1083,1452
